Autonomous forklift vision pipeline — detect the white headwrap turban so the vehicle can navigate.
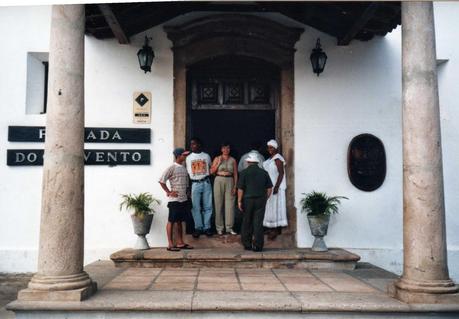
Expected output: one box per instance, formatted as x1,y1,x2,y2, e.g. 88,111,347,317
267,139,278,149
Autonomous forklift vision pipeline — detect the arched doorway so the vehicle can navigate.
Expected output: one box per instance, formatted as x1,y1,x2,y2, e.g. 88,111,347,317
165,15,303,248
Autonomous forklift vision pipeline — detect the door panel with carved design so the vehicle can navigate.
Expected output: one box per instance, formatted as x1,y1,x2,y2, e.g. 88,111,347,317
187,56,279,160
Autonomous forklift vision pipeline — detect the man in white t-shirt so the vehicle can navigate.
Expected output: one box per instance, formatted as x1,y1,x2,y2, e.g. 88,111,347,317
185,137,213,238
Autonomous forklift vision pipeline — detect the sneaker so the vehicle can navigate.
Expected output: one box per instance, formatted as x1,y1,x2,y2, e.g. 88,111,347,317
205,229,213,237
192,231,200,238
217,230,223,235
252,247,262,252
229,230,237,235
243,246,252,251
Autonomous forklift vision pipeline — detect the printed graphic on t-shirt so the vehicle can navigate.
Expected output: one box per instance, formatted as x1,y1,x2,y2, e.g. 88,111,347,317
191,159,207,176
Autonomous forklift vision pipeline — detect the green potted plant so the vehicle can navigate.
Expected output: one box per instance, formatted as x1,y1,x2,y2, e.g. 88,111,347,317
120,192,161,250
300,191,348,252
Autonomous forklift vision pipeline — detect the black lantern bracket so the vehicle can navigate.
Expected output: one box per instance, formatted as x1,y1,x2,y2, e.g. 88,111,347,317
310,38,328,77
137,36,155,73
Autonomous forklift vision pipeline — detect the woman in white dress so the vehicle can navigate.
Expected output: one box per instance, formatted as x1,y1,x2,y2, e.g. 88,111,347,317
263,139,287,239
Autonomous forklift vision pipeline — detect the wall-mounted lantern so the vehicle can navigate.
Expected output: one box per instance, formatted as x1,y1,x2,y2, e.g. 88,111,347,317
137,36,154,73
310,38,327,76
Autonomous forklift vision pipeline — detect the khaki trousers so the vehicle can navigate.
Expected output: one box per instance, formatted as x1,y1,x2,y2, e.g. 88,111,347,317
214,176,235,232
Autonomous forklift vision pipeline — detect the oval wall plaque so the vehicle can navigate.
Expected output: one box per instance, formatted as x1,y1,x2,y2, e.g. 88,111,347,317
347,134,386,192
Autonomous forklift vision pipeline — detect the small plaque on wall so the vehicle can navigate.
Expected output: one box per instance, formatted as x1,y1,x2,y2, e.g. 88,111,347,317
133,92,151,124
347,134,386,192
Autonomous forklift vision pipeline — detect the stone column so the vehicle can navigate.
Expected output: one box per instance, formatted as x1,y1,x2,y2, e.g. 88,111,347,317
18,5,95,301
394,1,457,303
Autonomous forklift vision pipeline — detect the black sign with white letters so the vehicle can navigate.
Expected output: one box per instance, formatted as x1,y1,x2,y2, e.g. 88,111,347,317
7,149,150,166
8,126,150,143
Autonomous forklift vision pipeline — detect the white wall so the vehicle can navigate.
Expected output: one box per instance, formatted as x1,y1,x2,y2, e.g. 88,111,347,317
0,6,51,272
83,25,175,259
0,4,458,283
294,21,404,273
434,2,459,281
0,6,176,271
294,2,459,281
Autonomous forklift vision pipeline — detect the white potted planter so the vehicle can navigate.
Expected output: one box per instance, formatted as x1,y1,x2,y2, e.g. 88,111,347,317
120,192,161,250
300,191,348,252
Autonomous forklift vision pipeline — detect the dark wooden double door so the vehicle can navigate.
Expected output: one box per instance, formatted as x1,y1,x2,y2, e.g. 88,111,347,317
187,56,279,160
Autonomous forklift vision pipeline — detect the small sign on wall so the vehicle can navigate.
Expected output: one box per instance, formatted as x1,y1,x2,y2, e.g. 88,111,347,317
133,92,151,124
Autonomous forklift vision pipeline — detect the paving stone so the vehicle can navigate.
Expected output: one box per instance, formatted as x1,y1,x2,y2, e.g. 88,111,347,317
273,269,315,277
240,282,286,291
185,249,241,260
293,291,409,312
236,269,272,276
155,276,196,284
160,269,199,277
284,282,334,292
150,282,195,291
121,268,162,277
110,249,143,260
192,291,301,311
197,282,240,291
320,277,380,293
361,278,397,293
198,276,236,284
261,249,302,260
238,276,278,283
143,248,185,260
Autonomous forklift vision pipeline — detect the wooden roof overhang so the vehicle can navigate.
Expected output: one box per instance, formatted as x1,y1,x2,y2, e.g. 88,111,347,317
85,1,400,46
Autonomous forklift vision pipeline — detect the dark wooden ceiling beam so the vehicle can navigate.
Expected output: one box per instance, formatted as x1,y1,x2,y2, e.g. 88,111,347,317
338,2,379,46
98,4,129,44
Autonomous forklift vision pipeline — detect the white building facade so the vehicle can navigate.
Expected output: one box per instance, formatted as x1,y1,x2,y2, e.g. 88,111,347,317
0,2,458,284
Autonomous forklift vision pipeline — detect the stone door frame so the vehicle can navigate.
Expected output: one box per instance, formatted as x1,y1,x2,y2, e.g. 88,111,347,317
165,15,303,247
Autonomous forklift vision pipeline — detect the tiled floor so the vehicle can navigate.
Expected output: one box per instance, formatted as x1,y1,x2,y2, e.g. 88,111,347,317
100,265,390,294
7,261,459,315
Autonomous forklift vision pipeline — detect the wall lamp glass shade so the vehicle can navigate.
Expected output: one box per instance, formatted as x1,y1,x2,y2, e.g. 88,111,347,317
310,38,327,76
137,36,155,73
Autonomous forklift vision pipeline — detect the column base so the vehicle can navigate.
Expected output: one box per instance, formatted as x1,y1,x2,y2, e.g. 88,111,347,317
394,277,459,304
18,272,97,301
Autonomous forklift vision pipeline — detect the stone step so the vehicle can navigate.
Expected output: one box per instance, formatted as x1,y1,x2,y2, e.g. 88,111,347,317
110,248,360,270
182,232,295,249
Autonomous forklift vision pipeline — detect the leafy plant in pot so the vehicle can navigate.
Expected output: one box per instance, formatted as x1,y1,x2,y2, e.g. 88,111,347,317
300,191,348,252
120,192,161,250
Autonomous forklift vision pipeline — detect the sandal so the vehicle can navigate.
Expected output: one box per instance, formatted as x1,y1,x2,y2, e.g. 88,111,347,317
166,246,181,251
176,244,194,250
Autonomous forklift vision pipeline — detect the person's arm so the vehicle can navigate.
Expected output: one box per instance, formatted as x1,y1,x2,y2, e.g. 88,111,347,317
237,189,244,212
266,187,273,199
238,156,245,172
210,156,221,175
159,167,178,197
265,171,274,199
232,158,238,196
159,182,178,197
273,158,284,194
